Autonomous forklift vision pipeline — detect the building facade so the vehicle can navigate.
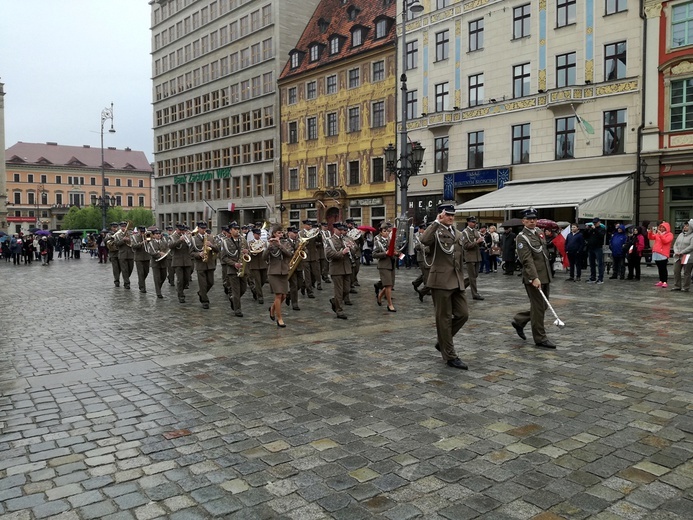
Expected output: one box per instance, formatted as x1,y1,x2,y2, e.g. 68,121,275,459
4,142,152,235
278,0,398,229
150,0,320,230
0,81,8,231
398,0,643,225
641,0,693,232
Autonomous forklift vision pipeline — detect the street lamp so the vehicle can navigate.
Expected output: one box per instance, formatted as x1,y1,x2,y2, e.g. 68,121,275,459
91,194,117,225
35,184,45,229
100,103,116,230
386,0,425,226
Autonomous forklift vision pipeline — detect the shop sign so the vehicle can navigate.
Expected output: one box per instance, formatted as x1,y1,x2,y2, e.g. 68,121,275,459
174,167,231,185
291,202,316,210
7,217,38,223
349,198,383,207
443,168,510,199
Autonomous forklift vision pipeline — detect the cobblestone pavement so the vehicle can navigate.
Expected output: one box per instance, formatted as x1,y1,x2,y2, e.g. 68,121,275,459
1,256,692,520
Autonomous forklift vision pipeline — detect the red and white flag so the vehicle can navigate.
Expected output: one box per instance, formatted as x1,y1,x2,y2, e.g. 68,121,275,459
552,225,570,268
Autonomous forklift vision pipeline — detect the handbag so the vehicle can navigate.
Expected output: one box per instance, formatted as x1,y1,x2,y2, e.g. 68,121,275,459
490,245,501,256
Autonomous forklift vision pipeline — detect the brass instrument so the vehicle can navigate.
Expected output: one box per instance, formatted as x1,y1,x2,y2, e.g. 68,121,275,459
144,230,153,241
200,232,211,262
108,219,133,248
287,227,319,277
347,228,362,241
249,238,266,255
237,250,251,278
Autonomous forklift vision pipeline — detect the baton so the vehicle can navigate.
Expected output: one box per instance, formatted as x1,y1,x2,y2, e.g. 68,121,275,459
537,287,565,328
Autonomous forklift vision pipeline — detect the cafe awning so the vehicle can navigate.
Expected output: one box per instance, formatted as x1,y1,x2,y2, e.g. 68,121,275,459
455,172,634,220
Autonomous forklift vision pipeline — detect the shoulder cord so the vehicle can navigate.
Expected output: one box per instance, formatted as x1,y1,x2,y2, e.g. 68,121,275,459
519,232,549,261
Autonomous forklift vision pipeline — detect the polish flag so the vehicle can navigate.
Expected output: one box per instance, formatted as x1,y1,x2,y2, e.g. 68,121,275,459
553,225,570,268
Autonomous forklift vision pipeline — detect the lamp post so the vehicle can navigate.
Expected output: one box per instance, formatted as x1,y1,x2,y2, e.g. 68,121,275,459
386,0,425,225
100,103,116,230
35,184,45,229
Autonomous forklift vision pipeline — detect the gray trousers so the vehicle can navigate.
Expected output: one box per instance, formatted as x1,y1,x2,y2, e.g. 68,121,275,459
135,260,150,291
331,274,350,314
466,261,480,297
151,263,167,296
111,254,121,284
431,288,469,361
118,258,134,286
513,283,550,344
196,268,215,303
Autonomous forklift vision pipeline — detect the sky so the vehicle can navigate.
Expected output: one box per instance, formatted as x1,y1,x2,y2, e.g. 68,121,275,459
0,0,153,161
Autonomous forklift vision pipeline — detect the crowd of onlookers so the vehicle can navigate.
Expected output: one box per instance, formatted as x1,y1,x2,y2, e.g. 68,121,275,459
0,231,105,265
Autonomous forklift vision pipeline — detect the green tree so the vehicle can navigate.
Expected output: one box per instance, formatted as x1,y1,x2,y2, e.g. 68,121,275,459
126,208,155,227
106,207,128,226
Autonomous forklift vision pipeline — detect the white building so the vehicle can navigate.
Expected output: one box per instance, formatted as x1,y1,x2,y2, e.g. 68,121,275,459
150,0,320,230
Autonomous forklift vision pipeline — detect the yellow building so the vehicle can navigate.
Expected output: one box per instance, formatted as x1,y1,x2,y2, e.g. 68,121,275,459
278,0,397,228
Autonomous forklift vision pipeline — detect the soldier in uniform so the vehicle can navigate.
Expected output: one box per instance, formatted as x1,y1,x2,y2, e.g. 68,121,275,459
461,216,485,300
190,221,219,309
512,208,556,349
131,226,151,293
346,218,363,292
286,226,302,311
248,227,268,304
147,228,169,299
105,222,122,287
219,222,248,317
114,221,134,290
300,219,321,299
412,224,432,302
164,225,176,286
170,224,193,303
263,224,292,328
421,204,469,370
319,222,332,284
325,222,352,319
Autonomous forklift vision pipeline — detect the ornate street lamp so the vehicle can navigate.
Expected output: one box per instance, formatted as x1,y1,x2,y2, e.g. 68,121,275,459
387,0,425,227
100,103,116,230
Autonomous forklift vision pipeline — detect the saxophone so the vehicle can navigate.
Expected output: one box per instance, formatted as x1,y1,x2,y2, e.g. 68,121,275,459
200,232,211,262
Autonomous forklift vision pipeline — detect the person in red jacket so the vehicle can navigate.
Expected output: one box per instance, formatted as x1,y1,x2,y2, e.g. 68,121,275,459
648,221,674,288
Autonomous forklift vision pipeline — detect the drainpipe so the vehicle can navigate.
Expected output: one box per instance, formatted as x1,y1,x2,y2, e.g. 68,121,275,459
635,0,646,226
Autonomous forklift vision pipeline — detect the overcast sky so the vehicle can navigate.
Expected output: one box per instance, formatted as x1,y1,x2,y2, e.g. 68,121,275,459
0,0,153,161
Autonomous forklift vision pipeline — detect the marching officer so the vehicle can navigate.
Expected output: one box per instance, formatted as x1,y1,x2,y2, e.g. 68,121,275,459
190,222,219,309
147,228,169,299
170,224,193,303
114,221,134,290
219,222,248,317
325,222,352,320
131,226,151,293
461,216,485,300
105,222,122,287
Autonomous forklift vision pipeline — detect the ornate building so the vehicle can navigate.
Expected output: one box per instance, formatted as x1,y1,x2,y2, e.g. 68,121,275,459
278,0,398,228
150,0,320,230
4,142,152,235
640,0,693,232
398,0,643,225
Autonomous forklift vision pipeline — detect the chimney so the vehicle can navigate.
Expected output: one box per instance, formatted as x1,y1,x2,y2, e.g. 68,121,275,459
46,142,58,146
83,145,90,148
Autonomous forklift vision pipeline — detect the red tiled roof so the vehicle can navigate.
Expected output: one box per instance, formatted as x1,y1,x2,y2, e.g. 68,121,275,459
279,0,396,80
5,142,152,172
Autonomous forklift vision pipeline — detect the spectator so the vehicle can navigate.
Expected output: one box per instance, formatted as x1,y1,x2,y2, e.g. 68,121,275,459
648,221,674,288
72,235,83,260
626,226,646,281
10,235,22,265
671,219,693,292
565,223,584,281
479,225,491,274
609,225,628,280
488,225,500,272
362,232,373,265
500,226,516,275
585,218,606,284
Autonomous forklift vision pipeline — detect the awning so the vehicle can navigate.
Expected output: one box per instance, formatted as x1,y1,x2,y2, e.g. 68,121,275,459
455,172,634,220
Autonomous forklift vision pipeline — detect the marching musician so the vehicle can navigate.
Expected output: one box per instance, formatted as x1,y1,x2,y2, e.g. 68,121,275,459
319,222,332,285
300,219,321,298
345,219,362,292
105,222,122,288
190,221,219,309
325,222,352,320
263,224,292,328
373,223,396,312
170,224,193,303
114,221,134,290
461,216,485,301
131,226,151,294
412,224,432,302
146,228,168,299
248,227,268,305
511,207,556,349
164,225,176,287
421,204,470,370
219,222,248,317
286,226,302,311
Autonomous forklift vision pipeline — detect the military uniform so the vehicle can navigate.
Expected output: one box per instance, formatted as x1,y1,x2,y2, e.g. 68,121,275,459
190,224,219,309
147,231,169,298
412,227,431,300
114,222,134,289
286,230,303,311
247,231,268,304
130,227,151,293
461,217,484,300
105,223,121,286
170,227,193,302
219,223,248,316
325,224,352,319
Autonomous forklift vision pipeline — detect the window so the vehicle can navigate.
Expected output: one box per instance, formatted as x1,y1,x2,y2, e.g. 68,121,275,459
603,109,626,155
348,68,360,88
671,79,693,130
352,28,363,47
326,74,337,94
372,101,385,127
406,40,418,70
469,19,484,51
327,112,338,136
606,0,627,15
469,73,484,107
265,140,274,160
289,168,299,191
288,87,297,104
434,136,449,173
306,80,317,99
513,63,530,98
605,42,626,81
291,52,300,69
435,82,449,112
41,174,47,183
327,163,338,187
555,117,575,159
28,174,34,183
513,4,531,38
406,90,418,119
673,2,693,48
348,107,360,132
307,166,317,189
307,117,318,140
435,30,449,61
330,37,340,55
348,161,360,185
556,52,576,88
375,19,388,39
13,173,20,182
557,0,576,28
372,157,384,183
512,123,530,164
437,0,451,7
289,121,298,143
373,60,385,82
468,131,484,169
14,192,21,204
310,44,320,62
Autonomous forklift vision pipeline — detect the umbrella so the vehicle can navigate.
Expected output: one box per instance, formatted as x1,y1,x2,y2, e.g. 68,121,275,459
358,225,377,233
501,218,523,227
537,219,559,232
0,231,6,237
35,230,51,236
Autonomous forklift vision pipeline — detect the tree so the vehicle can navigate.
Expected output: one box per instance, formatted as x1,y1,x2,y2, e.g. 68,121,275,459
62,206,100,229
126,208,155,227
